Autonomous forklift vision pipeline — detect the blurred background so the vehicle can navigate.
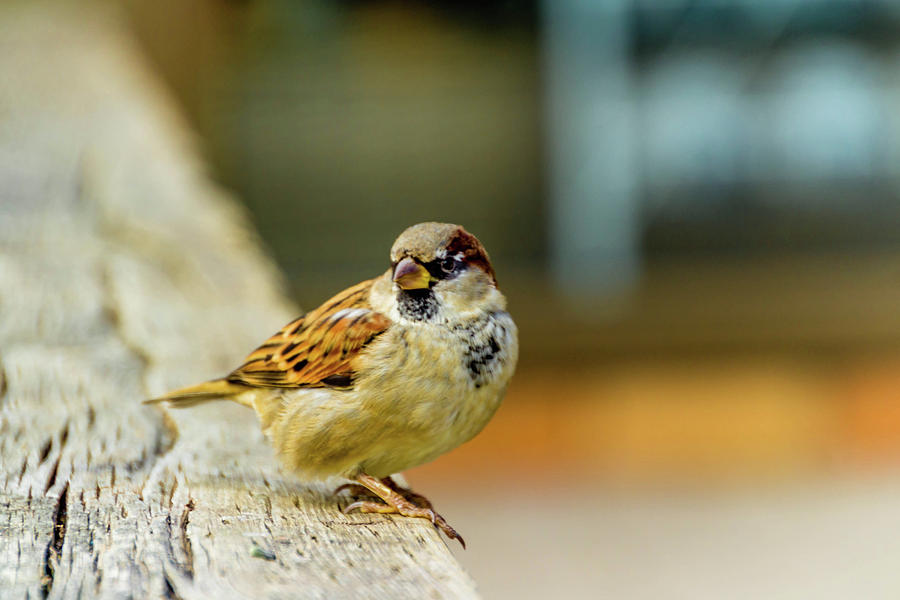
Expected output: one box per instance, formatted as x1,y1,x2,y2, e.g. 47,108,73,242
124,0,900,597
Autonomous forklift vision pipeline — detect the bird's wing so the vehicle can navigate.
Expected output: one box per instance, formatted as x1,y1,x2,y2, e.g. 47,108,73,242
227,279,391,389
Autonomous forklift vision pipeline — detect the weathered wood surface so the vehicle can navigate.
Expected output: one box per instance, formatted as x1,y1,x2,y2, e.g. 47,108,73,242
0,2,478,598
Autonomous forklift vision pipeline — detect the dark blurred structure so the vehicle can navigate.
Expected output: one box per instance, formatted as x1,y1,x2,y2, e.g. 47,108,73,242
633,2,900,256
546,1,900,293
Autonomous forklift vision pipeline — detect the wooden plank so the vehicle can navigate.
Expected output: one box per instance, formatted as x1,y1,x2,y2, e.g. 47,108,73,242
0,2,478,598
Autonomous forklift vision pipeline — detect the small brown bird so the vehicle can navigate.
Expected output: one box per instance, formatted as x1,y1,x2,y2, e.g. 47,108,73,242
147,222,518,547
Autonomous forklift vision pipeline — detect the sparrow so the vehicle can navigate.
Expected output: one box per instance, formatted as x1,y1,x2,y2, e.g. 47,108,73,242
147,222,518,547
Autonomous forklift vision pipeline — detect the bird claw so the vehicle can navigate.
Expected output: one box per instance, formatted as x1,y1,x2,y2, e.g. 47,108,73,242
341,494,464,548
336,479,433,510
433,515,465,549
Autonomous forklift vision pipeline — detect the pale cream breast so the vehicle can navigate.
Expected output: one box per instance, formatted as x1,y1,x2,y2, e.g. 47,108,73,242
261,308,517,480
353,310,517,477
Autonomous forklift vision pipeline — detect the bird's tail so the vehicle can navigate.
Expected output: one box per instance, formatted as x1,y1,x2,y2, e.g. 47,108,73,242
144,378,252,409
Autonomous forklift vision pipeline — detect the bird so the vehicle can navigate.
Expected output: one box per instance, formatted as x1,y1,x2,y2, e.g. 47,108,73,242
146,222,518,547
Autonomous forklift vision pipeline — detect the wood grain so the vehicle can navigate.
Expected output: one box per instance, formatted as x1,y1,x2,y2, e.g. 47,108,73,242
0,2,477,598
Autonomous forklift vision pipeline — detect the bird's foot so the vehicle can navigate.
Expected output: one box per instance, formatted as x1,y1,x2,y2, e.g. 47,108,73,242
339,474,465,548
335,476,433,510
381,477,435,511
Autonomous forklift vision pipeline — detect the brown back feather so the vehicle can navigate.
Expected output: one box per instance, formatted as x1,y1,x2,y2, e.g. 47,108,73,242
227,279,390,389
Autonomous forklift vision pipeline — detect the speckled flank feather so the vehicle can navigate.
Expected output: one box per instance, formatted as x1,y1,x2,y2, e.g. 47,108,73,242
228,279,390,389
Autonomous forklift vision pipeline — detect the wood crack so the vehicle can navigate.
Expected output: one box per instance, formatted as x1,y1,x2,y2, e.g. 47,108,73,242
38,439,52,465
176,498,195,578
162,571,184,600
43,457,61,495
0,358,7,406
40,481,69,599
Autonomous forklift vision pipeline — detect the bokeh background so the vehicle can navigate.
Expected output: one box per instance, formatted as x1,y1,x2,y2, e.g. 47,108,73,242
125,0,900,597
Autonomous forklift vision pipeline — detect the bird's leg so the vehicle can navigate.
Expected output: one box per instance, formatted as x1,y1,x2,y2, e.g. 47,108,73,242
341,473,465,548
379,476,434,510
335,477,433,509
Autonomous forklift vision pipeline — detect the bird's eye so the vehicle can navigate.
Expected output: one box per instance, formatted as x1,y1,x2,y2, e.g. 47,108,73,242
440,257,459,274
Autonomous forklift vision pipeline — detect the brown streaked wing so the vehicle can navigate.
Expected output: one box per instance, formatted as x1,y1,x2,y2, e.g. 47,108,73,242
227,279,391,388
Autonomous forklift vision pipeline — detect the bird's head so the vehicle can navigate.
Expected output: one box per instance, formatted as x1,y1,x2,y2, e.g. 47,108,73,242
388,222,502,321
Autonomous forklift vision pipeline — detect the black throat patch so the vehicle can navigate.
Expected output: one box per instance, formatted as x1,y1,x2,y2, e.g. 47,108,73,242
397,289,439,321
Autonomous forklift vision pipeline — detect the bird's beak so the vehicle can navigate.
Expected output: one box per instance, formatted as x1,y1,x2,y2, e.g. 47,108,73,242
393,257,431,290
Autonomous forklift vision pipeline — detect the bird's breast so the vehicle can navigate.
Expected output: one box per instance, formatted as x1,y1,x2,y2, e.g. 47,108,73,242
357,310,518,453
262,309,518,479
